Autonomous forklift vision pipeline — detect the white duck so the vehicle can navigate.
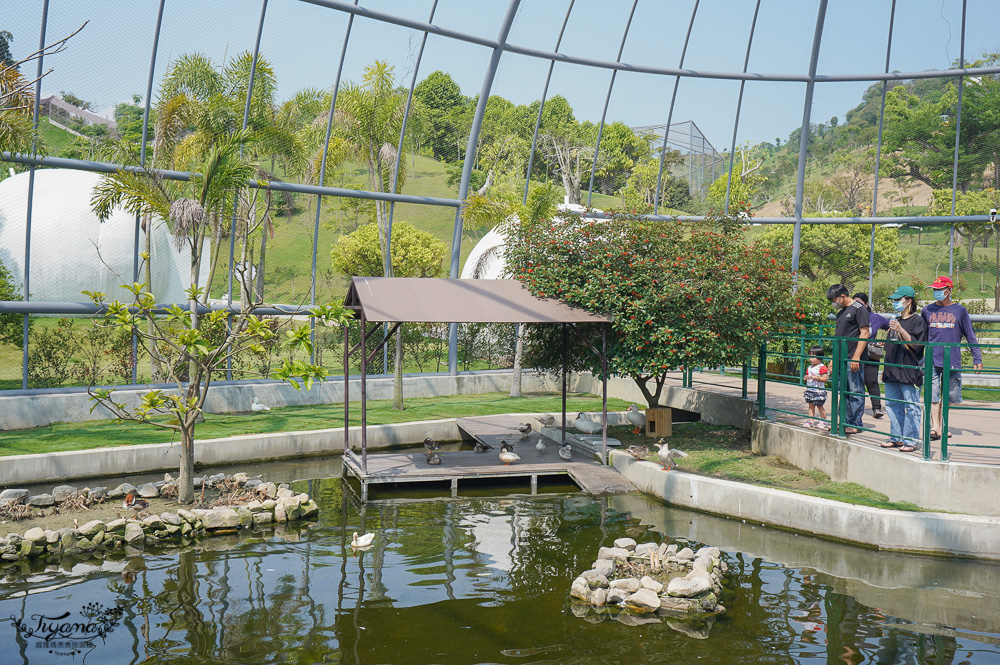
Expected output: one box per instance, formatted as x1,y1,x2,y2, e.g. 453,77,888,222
536,439,547,454
652,439,688,471
575,412,602,435
558,444,572,460
626,404,646,434
250,397,270,412
351,531,374,548
499,446,521,466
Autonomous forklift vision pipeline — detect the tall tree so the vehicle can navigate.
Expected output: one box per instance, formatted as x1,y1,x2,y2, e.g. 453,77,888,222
535,96,597,205
413,70,466,162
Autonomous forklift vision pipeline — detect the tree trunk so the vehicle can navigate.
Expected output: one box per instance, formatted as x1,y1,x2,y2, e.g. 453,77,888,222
256,226,268,301
393,326,404,410
203,221,223,305
633,373,667,409
509,323,523,397
177,423,196,504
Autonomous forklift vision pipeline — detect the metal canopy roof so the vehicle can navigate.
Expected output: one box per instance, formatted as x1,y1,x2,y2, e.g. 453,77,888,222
344,277,610,324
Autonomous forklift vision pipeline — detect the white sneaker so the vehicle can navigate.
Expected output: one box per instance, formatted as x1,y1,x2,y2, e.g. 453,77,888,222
804,419,815,428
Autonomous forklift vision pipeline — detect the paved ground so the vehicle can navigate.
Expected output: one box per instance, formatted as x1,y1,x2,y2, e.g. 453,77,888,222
684,371,1000,465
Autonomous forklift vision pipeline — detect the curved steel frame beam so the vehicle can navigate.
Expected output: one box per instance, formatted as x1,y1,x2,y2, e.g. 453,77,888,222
724,0,762,215
868,0,897,302
446,0,522,375
586,0,639,207
790,0,829,281
948,0,968,276
653,0,700,214
298,0,1000,84
523,0,576,204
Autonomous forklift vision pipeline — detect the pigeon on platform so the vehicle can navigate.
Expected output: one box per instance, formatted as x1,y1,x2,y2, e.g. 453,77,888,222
574,412,602,434
473,441,493,453
652,438,688,471
558,444,573,460
536,439,547,454
426,452,442,466
626,404,646,434
537,414,555,428
250,397,270,412
517,423,533,439
423,437,441,452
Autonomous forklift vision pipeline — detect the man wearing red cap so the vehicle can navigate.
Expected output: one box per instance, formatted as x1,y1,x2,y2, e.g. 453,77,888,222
922,276,983,440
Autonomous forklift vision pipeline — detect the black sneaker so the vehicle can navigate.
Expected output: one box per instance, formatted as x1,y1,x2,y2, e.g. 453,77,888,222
873,409,885,419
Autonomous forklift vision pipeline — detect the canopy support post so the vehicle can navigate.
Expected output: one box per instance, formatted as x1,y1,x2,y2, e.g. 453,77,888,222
602,323,608,465
360,311,368,475
562,322,568,444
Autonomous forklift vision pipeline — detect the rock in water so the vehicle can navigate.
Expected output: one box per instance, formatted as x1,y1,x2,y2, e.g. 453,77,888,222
666,577,712,598
570,576,591,601
609,578,641,593
624,588,661,613
613,537,637,551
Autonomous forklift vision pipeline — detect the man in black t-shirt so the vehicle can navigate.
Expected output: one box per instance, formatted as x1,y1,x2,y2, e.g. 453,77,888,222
828,284,870,433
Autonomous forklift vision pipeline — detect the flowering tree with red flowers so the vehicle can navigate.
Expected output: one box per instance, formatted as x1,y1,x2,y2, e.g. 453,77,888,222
503,208,803,407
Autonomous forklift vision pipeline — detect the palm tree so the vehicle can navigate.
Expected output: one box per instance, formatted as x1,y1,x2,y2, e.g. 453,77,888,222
91,131,258,504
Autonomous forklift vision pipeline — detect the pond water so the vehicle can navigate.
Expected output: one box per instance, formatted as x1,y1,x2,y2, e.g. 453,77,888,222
1,467,999,665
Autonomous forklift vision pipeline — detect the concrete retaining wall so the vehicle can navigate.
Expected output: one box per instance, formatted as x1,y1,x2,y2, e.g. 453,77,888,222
611,451,1000,561
751,419,1000,517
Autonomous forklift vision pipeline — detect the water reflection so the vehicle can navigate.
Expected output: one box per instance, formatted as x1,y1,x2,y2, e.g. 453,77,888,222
0,478,996,664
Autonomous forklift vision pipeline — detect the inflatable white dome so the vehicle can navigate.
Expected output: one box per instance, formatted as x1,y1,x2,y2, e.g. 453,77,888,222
0,169,209,304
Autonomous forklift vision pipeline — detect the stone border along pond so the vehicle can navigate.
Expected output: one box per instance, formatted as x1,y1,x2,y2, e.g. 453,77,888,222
0,473,320,566
570,537,727,637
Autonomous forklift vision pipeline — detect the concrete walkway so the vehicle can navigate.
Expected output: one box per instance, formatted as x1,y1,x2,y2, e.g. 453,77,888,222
683,371,1000,465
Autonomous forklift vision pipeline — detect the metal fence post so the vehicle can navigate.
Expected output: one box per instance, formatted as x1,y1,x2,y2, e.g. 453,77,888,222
941,345,951,461
757,343,767,418
742,362,748,399
922,346,933,460
830,337,840,435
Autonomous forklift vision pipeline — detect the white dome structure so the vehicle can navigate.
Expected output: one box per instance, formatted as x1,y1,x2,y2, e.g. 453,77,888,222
0,169,209,304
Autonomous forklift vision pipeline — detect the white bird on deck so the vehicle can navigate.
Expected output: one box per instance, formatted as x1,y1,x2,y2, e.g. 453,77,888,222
652,438,688,471
558,444,572,460
499,445,521,466
574,412,602,435
351,531,374,548
517,423,533,439
537,414,555,428
250,397,270,412
536,439,547,454
626,404,646,434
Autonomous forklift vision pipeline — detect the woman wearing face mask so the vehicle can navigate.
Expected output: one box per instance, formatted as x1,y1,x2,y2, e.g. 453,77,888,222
922,276,983,440
881,286,927,452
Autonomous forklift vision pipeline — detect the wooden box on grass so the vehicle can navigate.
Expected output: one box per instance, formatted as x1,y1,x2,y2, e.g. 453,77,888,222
645,407,672,438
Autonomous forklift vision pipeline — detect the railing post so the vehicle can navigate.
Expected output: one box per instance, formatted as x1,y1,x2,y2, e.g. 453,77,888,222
742,362,749,399
757,343,767,418
830,337,840,435
941,345,951,461
798,331,807,385
922,345,933,460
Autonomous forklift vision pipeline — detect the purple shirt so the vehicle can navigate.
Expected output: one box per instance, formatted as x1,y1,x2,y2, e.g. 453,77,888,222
921,302,983,369
868,311,890,334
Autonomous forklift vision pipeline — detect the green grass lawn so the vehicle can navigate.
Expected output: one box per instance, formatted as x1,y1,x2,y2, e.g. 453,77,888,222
36,119,76,154
0,392,629,455
612,422,927,511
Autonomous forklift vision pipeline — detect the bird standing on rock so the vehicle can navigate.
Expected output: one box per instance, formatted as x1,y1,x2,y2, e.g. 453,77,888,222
123,493,149,519
626,404,646,434
517,423,533,439
426,452,442,465
250,397,270,412
423,437,441,452
558,444,573,460
652,438,688,471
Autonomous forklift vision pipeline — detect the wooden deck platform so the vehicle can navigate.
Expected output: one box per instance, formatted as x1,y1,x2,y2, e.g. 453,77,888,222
342,415,635,500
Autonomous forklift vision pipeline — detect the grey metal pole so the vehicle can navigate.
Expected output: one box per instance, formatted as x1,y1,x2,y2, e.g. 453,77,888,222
524,0,576,204
586,0,640,207
601,323,608,465
653,0,700,215
869,0,897,303
21,0,49,390
312,0,358,370
132,0,167,385
224,0,268,381
448,0,522,375
948,0,967,277
725,0,764,218
791,0,830,283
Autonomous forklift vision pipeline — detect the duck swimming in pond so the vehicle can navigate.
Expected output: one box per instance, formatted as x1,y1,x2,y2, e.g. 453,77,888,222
352,532,374,548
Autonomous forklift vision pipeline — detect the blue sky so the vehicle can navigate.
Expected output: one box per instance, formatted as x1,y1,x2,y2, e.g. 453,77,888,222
7,0,1000,154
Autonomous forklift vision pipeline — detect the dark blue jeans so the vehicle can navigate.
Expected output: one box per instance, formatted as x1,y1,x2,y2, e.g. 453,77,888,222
846,366,866,428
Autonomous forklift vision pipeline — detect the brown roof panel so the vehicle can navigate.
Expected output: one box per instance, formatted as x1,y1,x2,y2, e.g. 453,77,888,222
344,277,609,324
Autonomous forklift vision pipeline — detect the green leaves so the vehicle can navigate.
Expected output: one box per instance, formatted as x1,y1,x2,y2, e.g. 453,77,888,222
271,359,325,391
